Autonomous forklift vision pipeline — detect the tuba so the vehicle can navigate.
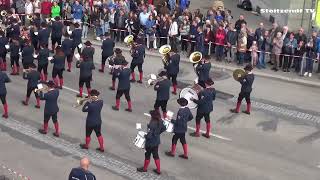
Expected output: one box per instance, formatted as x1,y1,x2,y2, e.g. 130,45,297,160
233,69,246,81
159,45,171,67
0,10,7,17
124,35,134,47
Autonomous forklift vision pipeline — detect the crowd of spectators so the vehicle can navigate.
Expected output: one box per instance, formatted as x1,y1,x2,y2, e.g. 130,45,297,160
4,0,320,77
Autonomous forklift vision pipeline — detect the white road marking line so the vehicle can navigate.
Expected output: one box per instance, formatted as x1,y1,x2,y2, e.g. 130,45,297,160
62,86,88,96
143,113,232,141
317,164,320,168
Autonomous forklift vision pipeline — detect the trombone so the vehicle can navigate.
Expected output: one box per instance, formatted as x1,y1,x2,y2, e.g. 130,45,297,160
74,96,98,108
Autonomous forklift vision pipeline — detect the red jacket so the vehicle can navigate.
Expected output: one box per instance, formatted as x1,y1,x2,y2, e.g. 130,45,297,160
215,29,226,46
204,29,214,44
41,2,52,15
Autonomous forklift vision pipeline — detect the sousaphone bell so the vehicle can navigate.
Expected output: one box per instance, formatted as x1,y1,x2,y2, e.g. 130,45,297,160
233,69,246,81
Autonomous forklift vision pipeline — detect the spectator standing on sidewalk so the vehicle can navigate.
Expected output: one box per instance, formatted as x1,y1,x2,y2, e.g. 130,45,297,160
101,8,110,35
41,0,52,22
282,32,297,72
234,14,246,33
203,24,213,56
226,24,237,63
271,32,283,72
179,18,190,54
195,26,204,54
51,1,61,18
316,33,320,73
293,40,305,73
72,0,84,24
304,32,317,77
237,31,247,65
15,0,25,25
215,24,226,61
257,30,269,69
159,16,169,46
168,17,178,50
25,0,34,26
145,14,157,50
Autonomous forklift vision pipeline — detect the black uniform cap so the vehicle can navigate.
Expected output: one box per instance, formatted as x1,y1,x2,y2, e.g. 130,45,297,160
84,41,92,46
54,16,61,21
115,48,122,54
46,80,55,88
29,63,37,69
177,98,188,106
244,64,253,71
90,89,100,96
205,78,214,86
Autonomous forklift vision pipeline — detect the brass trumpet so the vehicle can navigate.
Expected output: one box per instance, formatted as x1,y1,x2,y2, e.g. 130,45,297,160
74,96,98,108
0,10,7,17
159,45,171,67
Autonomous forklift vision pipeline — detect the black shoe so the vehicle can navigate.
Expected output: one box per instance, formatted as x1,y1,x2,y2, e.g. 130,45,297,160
38,129,47,134
283,69,287,72
125,108,132,112
2,114,8,119
137,80,142,84
137,167,147,172
130,79,136,83
76,94,83,98
96,147,104,152
67,69,71,72
171,91,177,95
165,151,175,157
53,132,60,137
287,69,290,72
274,68,278,72
153,169,161,175
230,109,239,113
202,133,210,139
22,101,28,106
109,87,115,91
58,86,63,89
178,154,189,159
35,105,40,109
80,144,89,149
98,69,104,73
189,132,200,137
242,110,250,115
112,106,119,111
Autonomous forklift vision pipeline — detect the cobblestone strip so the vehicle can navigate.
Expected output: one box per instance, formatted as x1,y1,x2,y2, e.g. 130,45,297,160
0,118,171,180
230,97,320,124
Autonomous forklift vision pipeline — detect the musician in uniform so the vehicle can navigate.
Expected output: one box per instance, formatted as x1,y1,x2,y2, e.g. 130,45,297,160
68,157,96,180
230,64,254,115
37,43,50,82
51,46,65,89
30,22,39,52
110,48,126,90
100,32,114,73
196,55,211,88
50,16,64,53
80,89,105,152
190,78,216,138
62,33,74,72
21,41,35,70
130,41,145,83
9,38,20,75
0,30,8,71
165,98,193,159
71,23,83,54
38,22,50,49
21,63,41,108
8,19,20,41
38,80,60,137
0,68,11,118
153,71,171,119
137,110,166,175
112,61,132,112
76,50,95,98
164,47,180,95
81,41,95,62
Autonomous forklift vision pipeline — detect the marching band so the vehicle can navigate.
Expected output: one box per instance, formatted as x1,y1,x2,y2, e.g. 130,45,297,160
0,13,256,176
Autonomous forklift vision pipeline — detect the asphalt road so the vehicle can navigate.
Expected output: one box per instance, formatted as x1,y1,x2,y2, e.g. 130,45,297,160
0,42,320,180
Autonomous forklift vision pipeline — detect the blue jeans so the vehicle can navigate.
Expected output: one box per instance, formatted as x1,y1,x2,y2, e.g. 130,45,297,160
101,22,110,35
305,57,314,73
258,51,266,68
215,45,224,60
82,25,88,38
96,27,102,37
238,52,245,65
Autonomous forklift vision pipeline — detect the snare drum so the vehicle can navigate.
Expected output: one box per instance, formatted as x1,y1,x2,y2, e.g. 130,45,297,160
163,119,174,133
134,131,146,149
179,84,202,109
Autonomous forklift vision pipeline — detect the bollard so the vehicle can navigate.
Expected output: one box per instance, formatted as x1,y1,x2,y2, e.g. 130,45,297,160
208,42,211,55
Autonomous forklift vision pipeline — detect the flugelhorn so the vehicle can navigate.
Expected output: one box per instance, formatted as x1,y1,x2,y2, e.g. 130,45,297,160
159,45,171,66
0,10,7,17
74,96,98,108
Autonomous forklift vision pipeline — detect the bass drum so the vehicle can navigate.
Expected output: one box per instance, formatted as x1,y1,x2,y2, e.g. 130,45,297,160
179,84,202,109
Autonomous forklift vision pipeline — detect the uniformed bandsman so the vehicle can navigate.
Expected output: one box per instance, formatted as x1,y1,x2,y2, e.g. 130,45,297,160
137,110,166,175
196,55,211,88
230,64,254,115
38,22,50,49
62,33,74,72
81,41,95,62
50,16,64,52
21,63,41,108
130,42,145,83
100,32,114,73
71,23,83,54
37,43,50,82
9,38,20,75
68,157,96,180
190,78,216,138
164,47,180,95
76,51,95,98
21,41,35,70
112,61,132,112
80,89,105,152
30,22,39,52
165,98,193,159
51,46,66,89
0,30,8,71
0,69,11,118
153,71,171,119
8,19,20,41
109,48,126,90
38,80,60,137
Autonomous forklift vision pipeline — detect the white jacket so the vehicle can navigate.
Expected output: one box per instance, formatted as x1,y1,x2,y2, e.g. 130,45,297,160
168,21,178,36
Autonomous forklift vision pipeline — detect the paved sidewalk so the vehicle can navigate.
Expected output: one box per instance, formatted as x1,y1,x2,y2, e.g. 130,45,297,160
91,40,320,87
